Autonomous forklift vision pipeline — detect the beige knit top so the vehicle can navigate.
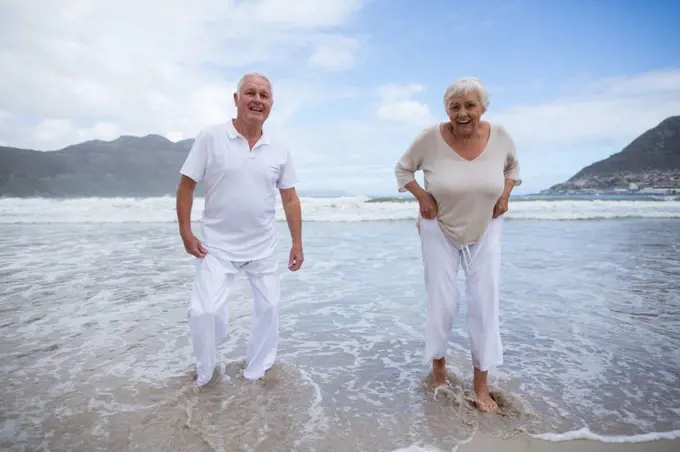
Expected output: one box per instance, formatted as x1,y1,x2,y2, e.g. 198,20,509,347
394,122,521,245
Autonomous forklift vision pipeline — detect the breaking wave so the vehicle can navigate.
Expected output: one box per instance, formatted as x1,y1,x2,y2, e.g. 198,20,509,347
0,195,679,224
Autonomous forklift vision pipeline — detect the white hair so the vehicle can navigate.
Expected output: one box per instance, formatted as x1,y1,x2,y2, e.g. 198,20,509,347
443,77,489,110
236,72,272,98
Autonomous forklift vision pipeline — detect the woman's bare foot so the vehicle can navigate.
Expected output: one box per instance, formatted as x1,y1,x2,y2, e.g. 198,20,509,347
475,388,498,412
432,357,447,386
473,367,499,412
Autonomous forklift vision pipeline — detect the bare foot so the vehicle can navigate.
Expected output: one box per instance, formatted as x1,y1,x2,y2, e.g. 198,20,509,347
475,387,499,412
432,358,447,387
473,368,499,412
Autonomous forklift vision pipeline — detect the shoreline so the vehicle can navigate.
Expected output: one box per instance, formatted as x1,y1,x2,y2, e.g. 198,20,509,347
458,432,680,452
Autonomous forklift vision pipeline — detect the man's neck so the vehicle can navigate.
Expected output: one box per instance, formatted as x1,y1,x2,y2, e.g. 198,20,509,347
233,118,262,142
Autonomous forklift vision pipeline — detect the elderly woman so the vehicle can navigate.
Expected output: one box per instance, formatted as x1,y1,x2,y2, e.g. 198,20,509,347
394,77,521,412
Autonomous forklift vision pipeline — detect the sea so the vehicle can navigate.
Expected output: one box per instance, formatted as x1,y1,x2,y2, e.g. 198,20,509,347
1,194,679,451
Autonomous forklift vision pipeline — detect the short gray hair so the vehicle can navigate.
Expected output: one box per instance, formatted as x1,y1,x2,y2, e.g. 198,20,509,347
443,77,489,109
236,72,272,98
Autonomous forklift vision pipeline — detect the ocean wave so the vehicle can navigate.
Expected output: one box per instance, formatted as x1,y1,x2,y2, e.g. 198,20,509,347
529,427,680,443
0,196,679,224
391,427,680,451
369,195,680,203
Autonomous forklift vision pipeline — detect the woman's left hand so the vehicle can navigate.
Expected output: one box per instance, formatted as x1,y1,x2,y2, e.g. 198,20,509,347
493,194,509,219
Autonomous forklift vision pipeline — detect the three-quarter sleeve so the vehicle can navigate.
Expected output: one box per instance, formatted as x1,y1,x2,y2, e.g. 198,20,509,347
394,128,430,192
501,126,522,186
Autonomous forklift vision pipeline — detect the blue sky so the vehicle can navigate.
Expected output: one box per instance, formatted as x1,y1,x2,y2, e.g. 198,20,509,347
1,0,679,195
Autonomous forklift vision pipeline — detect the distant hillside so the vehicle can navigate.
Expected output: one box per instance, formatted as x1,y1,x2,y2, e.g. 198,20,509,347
0,134,348,198
0,134,196,197
545,116,680,194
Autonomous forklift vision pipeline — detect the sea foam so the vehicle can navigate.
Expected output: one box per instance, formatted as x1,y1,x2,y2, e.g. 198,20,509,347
0,196,679,224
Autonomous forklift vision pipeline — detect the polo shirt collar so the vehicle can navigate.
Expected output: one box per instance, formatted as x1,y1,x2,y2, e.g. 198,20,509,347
227,119,271,146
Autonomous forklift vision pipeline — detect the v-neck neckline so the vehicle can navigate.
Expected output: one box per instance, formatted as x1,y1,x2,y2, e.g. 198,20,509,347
438,122,493,162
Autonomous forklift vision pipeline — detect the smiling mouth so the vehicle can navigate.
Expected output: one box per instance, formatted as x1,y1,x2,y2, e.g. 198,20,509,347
249,105,263,113
456,119,472,125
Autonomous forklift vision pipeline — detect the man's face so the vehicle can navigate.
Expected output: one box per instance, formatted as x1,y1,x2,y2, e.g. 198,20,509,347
234,75,272,125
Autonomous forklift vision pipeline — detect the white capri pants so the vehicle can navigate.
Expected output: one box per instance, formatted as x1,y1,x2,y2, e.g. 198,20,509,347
419,217,503,372
187,251,281,386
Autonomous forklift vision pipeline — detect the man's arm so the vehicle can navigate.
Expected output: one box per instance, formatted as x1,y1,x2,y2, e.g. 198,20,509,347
176,175,196,236
280,187,302,247
176,175,207,257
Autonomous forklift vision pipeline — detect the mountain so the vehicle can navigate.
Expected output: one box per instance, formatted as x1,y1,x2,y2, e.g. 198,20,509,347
544,116,680,194
0,134,351,198
0,134,197,197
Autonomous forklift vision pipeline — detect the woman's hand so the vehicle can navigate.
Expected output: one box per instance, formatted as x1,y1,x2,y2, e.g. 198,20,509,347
417,192,438,219
492,194,509,219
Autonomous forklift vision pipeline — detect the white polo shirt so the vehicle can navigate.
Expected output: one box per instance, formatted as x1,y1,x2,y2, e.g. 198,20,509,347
179,120,298,262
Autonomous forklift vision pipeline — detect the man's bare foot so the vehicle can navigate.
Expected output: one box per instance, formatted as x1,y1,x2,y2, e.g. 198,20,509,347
432,357,447,387
473,367,499,412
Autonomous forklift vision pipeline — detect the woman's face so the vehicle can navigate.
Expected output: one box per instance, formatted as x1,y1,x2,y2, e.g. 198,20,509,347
446,91,484,137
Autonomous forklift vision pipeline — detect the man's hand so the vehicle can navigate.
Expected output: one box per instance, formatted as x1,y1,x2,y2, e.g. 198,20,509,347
288,244,303,271
176,175,206,257
182,232,208,258
492,194,509,219
280,187,303,271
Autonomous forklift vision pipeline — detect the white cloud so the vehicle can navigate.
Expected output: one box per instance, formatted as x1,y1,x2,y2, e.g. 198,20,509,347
0,0,366,150
375,83,436,128
252,0,364,28
487,68,680,152
308,35,362,71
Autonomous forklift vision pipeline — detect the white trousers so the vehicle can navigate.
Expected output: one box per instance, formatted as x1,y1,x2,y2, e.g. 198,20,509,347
419,217,503,372
187,252,281,385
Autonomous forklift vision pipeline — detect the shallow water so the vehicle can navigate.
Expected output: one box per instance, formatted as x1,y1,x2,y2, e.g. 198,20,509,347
1,199,680,451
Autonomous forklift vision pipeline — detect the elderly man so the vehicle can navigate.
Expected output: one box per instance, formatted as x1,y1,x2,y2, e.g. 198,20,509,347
176,72,303,386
